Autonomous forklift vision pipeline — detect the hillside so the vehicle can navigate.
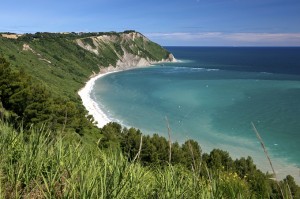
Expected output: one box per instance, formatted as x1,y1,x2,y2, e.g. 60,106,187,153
0,31,174,100
1,31,300,198
0,31,174,134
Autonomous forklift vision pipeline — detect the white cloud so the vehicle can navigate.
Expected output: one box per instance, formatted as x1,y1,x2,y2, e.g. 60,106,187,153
146,32,223,40
226,33,300,42
145,32,300,46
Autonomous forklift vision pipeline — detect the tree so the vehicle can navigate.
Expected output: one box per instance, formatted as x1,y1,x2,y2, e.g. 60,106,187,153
0,57,94,134
181,139,202,171
99,122,122,148
207,149,233,171
283,175,300,198
170,142,185,165
120,127,141,160
234,156,257,177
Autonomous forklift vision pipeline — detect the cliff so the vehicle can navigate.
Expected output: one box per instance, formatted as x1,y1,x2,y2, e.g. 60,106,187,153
76,31,175,69
0,31,175,99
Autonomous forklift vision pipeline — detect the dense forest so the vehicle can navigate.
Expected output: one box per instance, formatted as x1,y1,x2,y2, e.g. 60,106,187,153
0,57,94,134
1,32,300,198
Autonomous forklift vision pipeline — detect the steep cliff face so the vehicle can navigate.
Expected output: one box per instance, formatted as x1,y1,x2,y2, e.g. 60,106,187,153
76,32,176,69
0,31,175,98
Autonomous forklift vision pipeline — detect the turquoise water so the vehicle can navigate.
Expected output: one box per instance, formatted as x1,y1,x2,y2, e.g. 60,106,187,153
91,47,300,179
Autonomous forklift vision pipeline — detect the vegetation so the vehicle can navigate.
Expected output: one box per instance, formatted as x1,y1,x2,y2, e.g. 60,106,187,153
0,31,171,134
0,58,94,134
1,32,300,198
99,122,300,198
0,121,299,198
0,31,171,99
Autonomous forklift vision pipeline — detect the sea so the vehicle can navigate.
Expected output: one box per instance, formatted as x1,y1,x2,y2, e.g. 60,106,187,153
91,47,300,181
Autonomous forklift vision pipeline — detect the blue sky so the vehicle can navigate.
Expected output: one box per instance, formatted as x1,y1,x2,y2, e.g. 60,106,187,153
1,0,300,46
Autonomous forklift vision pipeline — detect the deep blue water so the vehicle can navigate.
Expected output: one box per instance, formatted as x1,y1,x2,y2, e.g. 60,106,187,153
166,47,300,76
91,47,300,180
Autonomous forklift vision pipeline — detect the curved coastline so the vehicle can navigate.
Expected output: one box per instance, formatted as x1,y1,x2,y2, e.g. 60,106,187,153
78,71,113,128
78,57,177,128
78,66,144,128
78,64,300,184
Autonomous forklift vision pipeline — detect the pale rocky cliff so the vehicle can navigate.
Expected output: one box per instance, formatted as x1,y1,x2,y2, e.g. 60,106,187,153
76,31,176,70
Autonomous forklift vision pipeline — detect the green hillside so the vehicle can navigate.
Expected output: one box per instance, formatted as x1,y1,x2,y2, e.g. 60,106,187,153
0,31,172,100
0,31,173,135
1,32,300,198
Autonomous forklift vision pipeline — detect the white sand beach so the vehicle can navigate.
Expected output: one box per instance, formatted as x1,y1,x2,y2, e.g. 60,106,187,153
77,64,142,128
78,71,113,128
77,64,169,128
78,53,177,128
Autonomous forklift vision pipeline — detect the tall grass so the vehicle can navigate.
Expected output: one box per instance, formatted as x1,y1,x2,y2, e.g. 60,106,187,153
0,121,254,198
251,122,295,199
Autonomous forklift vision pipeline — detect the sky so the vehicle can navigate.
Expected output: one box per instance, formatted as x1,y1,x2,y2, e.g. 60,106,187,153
1,0,300,46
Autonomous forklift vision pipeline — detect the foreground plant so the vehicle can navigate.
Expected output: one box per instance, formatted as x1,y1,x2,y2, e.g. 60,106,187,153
1,121,299,198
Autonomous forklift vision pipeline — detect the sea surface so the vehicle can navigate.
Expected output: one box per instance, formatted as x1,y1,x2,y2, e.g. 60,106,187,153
91,47,300,180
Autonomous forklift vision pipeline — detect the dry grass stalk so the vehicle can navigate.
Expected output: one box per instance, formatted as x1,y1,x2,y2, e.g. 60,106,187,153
251,122,285,199
133,133,143,162
165,116,172,164
286,182,293,199
188,140,197,173
61,110,68,134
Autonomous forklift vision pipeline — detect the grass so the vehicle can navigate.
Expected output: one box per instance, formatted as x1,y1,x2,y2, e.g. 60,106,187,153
0,31,170,102
1,32,298,198
252,122,284,195
251,122,295,199
0,121,257,199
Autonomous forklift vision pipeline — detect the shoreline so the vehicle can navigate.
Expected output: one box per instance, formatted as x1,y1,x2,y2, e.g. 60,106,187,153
78,70,114,128
78,60,300,184
78,59,177,128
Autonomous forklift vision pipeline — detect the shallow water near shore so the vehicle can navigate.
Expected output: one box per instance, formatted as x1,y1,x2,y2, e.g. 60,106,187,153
91,47,300,182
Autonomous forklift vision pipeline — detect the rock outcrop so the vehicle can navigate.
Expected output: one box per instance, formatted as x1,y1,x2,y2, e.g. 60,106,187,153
76,31,176,70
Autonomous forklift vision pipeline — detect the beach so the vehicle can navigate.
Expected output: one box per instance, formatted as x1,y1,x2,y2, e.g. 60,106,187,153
78,47,300,184
78,65,140,128
78,71,112,128
78,60,175,128
78,49,177,127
